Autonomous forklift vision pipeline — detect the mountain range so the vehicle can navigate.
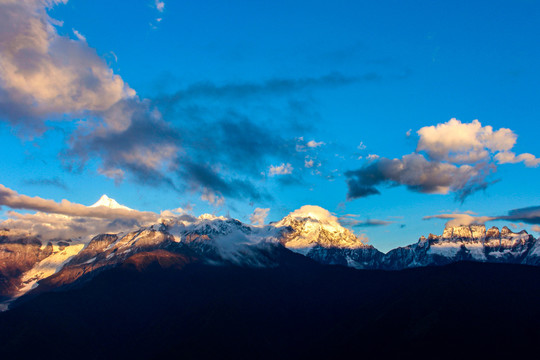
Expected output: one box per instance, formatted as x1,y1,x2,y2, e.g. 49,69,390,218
0,197,539,358
1,197,539,309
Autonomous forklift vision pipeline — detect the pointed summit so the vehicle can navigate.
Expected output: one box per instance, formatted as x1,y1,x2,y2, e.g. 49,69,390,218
90,194,131,210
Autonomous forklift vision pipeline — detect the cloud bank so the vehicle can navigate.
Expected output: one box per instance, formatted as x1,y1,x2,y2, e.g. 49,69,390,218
0,184,158,223
0,184,161,241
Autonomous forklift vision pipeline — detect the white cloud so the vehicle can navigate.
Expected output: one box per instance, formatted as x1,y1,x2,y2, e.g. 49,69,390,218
0,0,134,129
494,151,540,167
357,141,366,150
155,0,165,12
201,188,225,207
348,118,540,201
1,211,140,242
0,183,161,241
532,225,540,233
307,140,325,148
269,163,293,176
0,184,158,223
304,159,314,168
249,208,270,225
72,28,86,42
416,118,518,163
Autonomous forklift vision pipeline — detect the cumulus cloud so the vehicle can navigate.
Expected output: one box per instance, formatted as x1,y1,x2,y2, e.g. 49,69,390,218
0,0,178,191
0,0,133,132
250,208,270,225
346,153,494,202
416,118,516,163
346,118,538,201
269,163,293,176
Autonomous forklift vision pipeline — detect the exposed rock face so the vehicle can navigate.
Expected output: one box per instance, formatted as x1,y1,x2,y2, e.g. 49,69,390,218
0,230,52,298
37,228,177,292
486,226,500,239
379,224,537,270
441,225,486,240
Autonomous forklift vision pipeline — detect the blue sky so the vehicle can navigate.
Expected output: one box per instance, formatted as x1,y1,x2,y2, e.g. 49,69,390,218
1,0,539,251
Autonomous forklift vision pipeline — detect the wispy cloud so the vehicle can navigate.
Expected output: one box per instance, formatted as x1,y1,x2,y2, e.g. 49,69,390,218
424,205,540,227
250,208,270,225
23,177,68,190
154,72,376,104
339,214,394,228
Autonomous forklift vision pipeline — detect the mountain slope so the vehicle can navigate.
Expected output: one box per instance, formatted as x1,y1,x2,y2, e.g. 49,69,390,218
0,261,538,359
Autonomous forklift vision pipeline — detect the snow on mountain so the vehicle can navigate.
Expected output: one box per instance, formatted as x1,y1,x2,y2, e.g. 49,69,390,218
90,194,132,210
380,224,537,270
275,205,367,252
17,242,85,296
273,205,383,268
2,204,540,310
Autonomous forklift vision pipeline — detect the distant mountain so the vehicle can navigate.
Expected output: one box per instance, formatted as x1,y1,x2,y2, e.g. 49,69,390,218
1,199,540,310
379,224,539,270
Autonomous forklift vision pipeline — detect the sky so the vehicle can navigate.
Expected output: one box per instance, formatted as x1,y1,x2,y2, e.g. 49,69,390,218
0,0,539,252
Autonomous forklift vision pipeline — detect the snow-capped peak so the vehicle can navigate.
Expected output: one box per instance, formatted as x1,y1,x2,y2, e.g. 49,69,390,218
283,205,341,226
276,205,368,251
198,213,227,221
90,194,131,210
